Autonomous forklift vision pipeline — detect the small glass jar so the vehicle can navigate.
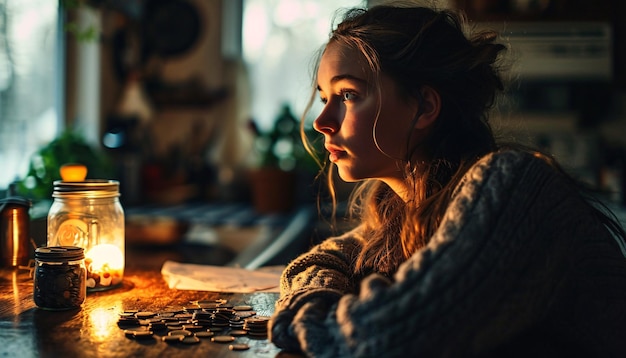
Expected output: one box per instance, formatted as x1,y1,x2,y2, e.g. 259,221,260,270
47,180,125,292
34,246,86,310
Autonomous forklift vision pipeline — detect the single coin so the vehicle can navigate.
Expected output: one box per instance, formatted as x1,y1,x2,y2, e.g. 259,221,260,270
229,343,250,351
123,329,137,338
230,329,248,336
135,311,157,319
211,335,235,343
195,330,215,338
181,335,201,344
245,317,270,325
133,330,154,339
118,319,140,327
168,329,193,337
162,335,183,343
193,312,213,320
234,311,256,318
233,305,253,311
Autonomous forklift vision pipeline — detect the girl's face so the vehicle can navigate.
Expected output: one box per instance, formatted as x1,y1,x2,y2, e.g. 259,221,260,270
314,42,420,186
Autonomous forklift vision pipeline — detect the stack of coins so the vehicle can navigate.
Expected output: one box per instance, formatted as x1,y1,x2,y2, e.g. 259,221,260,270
243,317,270,337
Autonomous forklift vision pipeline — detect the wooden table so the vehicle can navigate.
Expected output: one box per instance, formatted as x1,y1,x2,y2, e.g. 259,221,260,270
0,260,297,358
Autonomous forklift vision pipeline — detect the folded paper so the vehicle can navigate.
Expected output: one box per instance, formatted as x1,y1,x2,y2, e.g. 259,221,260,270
161,260,282,293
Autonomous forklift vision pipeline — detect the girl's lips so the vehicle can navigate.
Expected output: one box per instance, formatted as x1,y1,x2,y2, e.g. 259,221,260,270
325,145,346,162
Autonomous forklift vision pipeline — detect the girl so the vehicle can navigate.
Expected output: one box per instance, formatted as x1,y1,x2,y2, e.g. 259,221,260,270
269,3,626,357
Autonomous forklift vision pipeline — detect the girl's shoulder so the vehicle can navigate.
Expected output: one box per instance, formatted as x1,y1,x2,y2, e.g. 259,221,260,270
477,147,552,171
315,224,367,251
453,148,567,198
472,147,560,180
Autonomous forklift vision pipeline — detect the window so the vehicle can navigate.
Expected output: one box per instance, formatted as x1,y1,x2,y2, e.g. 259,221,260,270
0,0,61,190
242,0,365,132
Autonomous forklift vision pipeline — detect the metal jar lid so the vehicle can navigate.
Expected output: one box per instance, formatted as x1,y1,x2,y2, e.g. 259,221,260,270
35,246,85,261
52,180,120,199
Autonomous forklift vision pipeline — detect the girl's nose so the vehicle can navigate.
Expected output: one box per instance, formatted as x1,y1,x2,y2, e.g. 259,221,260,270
313,105,338,134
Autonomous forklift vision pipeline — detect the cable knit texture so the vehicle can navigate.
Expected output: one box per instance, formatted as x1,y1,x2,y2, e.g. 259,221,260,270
268,150,626,357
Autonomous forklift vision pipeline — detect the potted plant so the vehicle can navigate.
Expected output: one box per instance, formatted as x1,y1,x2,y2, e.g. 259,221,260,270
16,130,114,202
247,104,319,213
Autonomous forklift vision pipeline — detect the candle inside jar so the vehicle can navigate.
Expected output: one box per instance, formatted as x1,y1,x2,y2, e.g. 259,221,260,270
85,244,124,289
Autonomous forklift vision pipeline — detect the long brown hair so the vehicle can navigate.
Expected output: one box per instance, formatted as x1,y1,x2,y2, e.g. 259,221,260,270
302,4,508,276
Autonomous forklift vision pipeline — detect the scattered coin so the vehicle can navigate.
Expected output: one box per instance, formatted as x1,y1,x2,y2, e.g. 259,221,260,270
162,335,183,343
123,330,137,338
211,335,235,343
135,311,157,319
132,330,154,339
233,305,252,311
229,343,250,351
235,311,256,318
195,331,215,338
168,329,193,337
230,329,248,336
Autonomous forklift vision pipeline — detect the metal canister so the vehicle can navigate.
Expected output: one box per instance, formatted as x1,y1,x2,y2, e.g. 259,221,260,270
0,196,31,268
47,180,124,291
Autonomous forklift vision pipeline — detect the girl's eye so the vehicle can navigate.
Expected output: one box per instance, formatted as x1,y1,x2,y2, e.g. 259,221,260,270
341,91,357,102
319,96,327,105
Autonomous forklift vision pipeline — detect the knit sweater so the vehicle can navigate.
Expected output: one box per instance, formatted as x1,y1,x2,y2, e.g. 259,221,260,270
268,149,626,357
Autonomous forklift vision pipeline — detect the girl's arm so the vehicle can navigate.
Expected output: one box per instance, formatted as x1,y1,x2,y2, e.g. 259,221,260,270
270,228,364,352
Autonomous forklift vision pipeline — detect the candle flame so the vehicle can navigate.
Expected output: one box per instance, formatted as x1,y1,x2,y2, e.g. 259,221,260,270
86,244,124,272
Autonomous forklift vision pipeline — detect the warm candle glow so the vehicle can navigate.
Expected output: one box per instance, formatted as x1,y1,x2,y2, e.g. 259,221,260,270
60,163,88,182
86,244,124,271
85,244,124,289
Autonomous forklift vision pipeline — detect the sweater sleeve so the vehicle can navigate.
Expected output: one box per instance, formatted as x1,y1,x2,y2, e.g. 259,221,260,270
269,150,605,357
269,229,364,352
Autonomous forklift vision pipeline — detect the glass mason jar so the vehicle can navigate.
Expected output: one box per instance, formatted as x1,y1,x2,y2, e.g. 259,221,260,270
47,180,124,292
34,246,86,310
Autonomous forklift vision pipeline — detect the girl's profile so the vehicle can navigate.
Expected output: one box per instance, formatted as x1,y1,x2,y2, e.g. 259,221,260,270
268,3,626,357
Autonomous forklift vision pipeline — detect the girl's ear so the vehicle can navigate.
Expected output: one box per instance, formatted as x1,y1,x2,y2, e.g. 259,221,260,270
415,86,441,129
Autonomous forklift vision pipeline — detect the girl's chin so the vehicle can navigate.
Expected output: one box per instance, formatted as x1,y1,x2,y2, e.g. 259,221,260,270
336,167,361,183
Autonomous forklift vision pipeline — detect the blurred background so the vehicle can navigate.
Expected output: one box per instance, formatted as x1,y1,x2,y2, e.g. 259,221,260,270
1,0,625,267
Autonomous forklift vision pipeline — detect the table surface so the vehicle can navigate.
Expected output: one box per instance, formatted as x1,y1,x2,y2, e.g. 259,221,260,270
0,258,299,358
